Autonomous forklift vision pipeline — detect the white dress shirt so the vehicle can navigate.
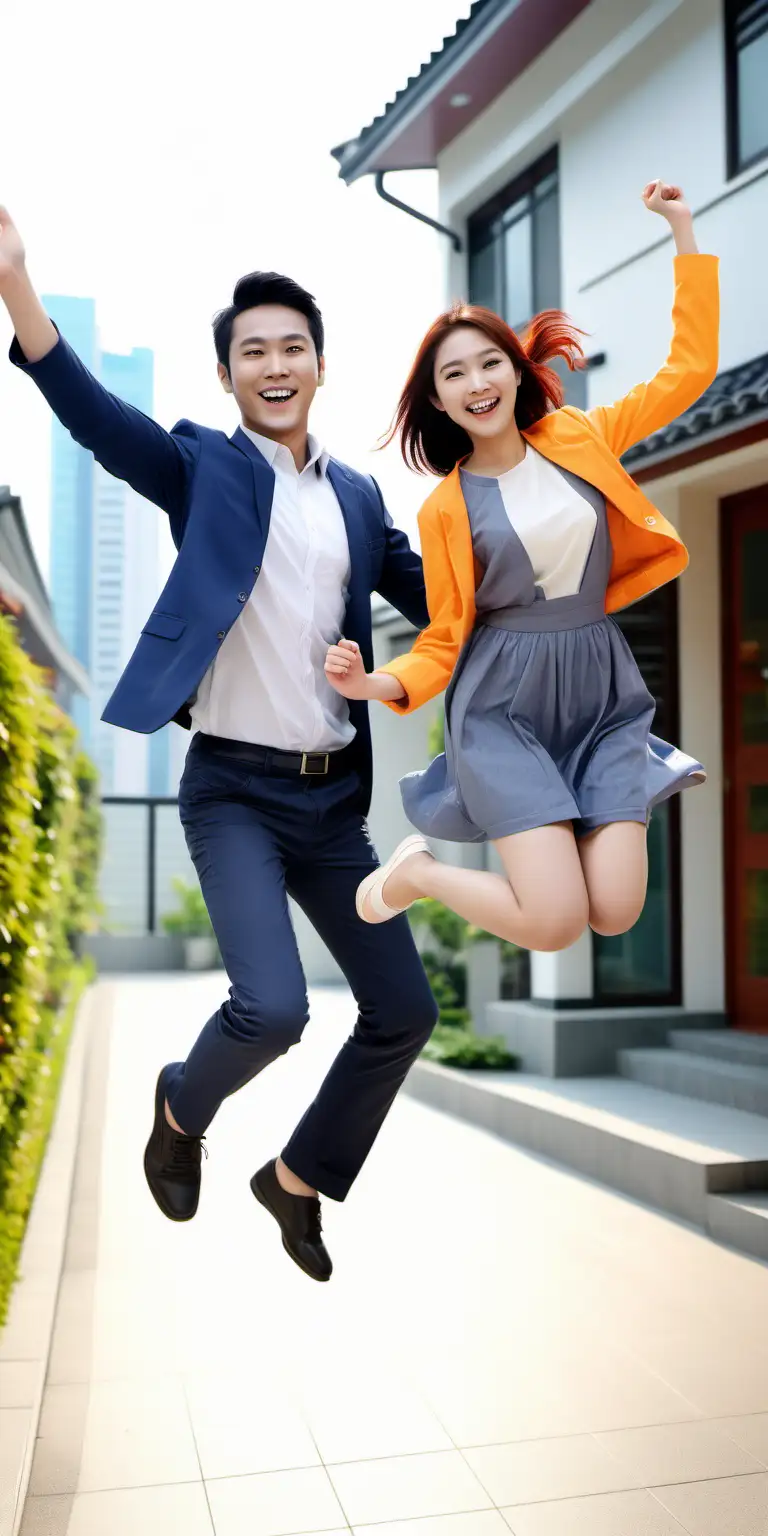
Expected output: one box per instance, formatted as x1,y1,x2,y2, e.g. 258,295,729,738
190,428,355,751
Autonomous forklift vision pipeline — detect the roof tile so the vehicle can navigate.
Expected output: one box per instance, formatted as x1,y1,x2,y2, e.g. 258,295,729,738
623,353,768,467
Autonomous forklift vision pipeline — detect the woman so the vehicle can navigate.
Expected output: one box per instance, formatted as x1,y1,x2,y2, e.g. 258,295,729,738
325,181,718,953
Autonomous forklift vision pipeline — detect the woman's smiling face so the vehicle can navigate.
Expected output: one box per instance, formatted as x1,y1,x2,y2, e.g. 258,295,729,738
432,325,521,441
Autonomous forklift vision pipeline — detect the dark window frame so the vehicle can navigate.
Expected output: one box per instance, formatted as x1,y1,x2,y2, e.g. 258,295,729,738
467,146,560,329
467,146,587,410
592,582,683,1008
725,0,768,178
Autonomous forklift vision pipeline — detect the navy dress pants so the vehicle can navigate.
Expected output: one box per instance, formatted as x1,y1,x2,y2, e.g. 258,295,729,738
165,734,438,1201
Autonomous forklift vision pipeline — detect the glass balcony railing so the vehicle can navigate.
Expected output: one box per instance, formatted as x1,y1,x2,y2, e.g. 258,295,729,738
98,796,197,934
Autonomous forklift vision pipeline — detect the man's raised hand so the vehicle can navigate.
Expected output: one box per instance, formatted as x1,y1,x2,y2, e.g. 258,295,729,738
0,208,26,293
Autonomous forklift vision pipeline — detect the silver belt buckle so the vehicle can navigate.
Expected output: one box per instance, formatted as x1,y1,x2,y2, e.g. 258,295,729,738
301,752,330,776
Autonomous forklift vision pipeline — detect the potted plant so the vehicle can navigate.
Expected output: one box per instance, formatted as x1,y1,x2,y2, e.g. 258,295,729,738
161,877,218,970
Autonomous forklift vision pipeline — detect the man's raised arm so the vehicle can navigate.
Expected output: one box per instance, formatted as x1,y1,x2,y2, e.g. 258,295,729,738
0,206,197,525
0,207,59,361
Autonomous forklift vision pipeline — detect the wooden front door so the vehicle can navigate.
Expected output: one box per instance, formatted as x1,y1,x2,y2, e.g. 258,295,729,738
723,485,768,1030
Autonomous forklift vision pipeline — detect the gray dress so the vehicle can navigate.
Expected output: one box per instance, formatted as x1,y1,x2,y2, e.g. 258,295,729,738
400,454,704,843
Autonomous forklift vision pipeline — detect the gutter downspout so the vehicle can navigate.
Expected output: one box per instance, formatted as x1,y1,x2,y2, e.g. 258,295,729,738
374,171,463,253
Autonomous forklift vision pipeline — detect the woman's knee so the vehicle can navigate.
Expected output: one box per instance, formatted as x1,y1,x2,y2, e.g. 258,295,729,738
587,875,647,937
589,895,645,937
530,912,589,951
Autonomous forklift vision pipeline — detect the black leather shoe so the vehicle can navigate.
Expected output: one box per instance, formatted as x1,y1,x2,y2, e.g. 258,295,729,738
250,1159,332,1282
143,1065,207,1222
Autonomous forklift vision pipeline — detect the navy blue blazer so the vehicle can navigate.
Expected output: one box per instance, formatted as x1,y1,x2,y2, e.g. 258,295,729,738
11,333,428,808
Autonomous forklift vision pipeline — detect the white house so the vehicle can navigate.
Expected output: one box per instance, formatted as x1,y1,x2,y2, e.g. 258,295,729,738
334,0,768,1069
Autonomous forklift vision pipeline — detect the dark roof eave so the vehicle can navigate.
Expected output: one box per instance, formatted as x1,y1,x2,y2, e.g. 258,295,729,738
332,0,593,185
331,0,519,185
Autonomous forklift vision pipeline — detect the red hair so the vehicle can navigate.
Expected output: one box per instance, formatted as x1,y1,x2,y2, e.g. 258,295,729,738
385,304,587,476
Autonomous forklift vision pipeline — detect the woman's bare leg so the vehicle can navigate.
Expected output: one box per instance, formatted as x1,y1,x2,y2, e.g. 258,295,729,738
377,822,590,951
579,821,648,935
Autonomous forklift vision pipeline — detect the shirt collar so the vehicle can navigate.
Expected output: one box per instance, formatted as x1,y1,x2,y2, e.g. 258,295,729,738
240,423,329,477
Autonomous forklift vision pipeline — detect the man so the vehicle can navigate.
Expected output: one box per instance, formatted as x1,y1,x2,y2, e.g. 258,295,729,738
0,205,437,1282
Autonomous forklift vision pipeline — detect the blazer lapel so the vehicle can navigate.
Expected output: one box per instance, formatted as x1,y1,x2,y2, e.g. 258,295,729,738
326,458,369,635
230,426,277,540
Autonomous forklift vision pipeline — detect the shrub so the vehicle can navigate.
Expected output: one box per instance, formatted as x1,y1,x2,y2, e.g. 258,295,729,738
161,878,214,938
408,796,520,1072
0,614,101,1325
411,896,469,958
436,1006,470,1030
0,961,91,1316
422,1025,517,1070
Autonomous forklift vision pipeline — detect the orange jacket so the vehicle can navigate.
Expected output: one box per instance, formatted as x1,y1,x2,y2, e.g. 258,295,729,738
380,252,719,715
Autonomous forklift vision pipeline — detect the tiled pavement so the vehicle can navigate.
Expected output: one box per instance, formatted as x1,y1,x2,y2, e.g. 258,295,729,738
4,974,768,1536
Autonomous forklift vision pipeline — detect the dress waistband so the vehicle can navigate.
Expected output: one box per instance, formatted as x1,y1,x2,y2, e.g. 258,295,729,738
478,597,607,634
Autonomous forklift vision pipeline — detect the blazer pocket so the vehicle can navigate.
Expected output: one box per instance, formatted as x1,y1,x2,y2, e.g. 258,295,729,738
367,536,386,554
142,611,186,641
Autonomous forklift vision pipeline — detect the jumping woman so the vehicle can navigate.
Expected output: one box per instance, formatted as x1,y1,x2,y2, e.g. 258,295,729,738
325,181,718,954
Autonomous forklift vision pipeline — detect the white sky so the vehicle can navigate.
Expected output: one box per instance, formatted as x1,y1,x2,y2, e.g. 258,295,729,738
0,0,473,589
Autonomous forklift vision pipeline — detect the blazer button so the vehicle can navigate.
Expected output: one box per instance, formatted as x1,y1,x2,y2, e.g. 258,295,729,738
238,591,248,602
645,516,657,526
253,565,260,574
217,630,226,641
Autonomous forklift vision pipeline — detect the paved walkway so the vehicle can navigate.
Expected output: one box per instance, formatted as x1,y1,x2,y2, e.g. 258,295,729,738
14,976,768,1535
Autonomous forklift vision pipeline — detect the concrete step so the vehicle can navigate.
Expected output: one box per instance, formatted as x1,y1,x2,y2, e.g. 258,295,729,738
707,1192,768,1263
619,1047,768,1117
669,1029,768,1068
404,1064,768,1245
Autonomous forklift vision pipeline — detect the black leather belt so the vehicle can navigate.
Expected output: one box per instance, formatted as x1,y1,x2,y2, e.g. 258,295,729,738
194,733,353,778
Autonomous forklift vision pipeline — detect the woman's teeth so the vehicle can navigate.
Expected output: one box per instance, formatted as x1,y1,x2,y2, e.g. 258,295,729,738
467,397,499,415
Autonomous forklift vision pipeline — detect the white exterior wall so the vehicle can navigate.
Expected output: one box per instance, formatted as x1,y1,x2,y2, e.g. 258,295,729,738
439,0,767,377
426,0,768,1015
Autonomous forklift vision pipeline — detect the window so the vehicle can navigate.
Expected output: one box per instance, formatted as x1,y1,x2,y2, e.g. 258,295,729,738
726,0,768,174
593,584,682,1005
468,149,560,326
467,148,585,408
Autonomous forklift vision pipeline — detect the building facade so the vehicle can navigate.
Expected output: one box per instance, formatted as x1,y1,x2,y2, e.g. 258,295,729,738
336,0,768,1046
43,296,177,795
0,484,90,714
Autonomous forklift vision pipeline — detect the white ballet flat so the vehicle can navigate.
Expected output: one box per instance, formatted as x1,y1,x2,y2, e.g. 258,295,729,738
356,835,432,925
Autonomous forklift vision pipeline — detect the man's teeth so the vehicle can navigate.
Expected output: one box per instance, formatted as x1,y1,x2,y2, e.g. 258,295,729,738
261,390,295,401
467,398,499,415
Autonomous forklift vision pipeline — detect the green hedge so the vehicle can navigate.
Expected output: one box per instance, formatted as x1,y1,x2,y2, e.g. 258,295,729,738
0,614,101,1326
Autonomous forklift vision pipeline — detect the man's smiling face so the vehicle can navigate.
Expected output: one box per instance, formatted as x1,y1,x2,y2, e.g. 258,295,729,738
219,304,324,440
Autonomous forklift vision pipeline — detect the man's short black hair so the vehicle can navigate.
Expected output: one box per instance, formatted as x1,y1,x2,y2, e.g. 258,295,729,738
213,271,324,371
